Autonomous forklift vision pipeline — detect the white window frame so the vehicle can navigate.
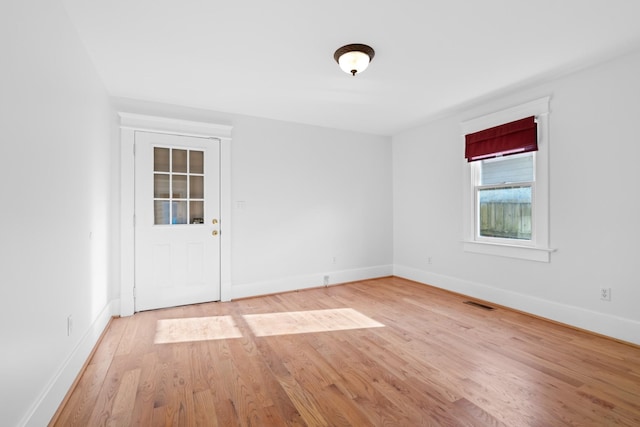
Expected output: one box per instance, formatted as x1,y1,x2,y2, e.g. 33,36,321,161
462,97,554,262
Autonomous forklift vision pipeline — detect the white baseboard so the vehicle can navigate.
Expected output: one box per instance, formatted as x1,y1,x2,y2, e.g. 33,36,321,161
22,299,120,427
231,265,393,300
394,264,640,346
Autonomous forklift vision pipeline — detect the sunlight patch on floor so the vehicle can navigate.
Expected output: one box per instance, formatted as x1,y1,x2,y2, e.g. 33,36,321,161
154,316,242,344
243,308,385,337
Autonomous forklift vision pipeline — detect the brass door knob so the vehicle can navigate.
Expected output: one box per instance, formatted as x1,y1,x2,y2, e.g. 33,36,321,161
212,218,218,224
212,230,219,236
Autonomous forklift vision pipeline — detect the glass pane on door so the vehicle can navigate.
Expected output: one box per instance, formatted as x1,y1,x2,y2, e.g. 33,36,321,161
190,201,204,224
154,201,170,225
154,148,170,172
172,201,188,224
190,176,204,199
154,174,170,198
172,175,188,198
172,149,188,173
190,151,204,174
153,148,206,225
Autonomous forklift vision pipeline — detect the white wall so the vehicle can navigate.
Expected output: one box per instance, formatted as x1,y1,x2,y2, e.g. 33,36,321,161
229,116,393,297
0,1,115,426
393,48,640,345
112,98,394,301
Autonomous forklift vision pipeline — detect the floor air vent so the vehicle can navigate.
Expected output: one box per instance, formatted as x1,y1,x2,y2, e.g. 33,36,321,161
463,301,495,311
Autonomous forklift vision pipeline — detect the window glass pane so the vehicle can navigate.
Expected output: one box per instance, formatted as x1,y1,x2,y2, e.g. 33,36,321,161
153,146,206,226
154,174,170,198
172,201,188,224
478,186,531,240
154,200,170,225
172,149,188,173
154,148,170,172
190,175,204,199
190,201,204,224
190,150,204,174
481,153,533,185
172,175,187,198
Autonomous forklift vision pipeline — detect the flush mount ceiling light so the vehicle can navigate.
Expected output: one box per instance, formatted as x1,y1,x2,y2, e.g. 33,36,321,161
334,44,375,76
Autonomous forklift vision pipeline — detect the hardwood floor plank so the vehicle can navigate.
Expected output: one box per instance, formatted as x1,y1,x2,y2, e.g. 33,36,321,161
127,352,157,426
166,344,196,426
451,397,508,427
271,367,329,426
225,337,283,425
151,405,166,427
108,368,141,425
251,338,307,426
51,360,111,427
192,389,219,427
85,360,123,426
53,277,640,426
88,317,127,366
114,316,140,356
200,339,238,426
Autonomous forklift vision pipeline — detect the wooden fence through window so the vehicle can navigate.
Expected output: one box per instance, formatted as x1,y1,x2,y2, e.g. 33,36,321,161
479,202,531,239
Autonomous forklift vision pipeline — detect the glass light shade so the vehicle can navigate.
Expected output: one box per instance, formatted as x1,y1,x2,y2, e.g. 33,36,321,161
338,51,371,75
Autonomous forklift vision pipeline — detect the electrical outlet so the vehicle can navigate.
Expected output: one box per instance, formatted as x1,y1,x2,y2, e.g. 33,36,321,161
600,287,611,301
323,275,329,286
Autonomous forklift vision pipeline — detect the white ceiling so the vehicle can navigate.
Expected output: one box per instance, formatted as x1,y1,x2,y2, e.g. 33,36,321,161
61,0,640,136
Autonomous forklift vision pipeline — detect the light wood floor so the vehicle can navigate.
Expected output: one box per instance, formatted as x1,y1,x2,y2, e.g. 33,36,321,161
52,277,640,426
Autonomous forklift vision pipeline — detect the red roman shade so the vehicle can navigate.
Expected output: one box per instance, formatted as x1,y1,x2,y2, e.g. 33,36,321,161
465,116,537,162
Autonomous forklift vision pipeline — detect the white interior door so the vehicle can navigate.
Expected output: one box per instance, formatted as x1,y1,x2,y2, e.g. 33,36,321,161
134,131,221,311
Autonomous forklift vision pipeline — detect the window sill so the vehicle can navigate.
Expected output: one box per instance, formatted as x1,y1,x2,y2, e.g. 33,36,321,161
463,240,554,262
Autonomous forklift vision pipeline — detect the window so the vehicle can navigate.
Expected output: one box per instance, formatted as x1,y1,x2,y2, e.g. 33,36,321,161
153,147,205,225
475,153,534,241
462,97,553,262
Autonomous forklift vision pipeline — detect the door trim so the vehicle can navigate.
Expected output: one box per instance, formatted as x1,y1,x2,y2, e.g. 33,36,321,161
119,113,233,316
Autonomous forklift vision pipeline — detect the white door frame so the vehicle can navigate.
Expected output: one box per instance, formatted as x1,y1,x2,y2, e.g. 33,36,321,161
119,113,233,316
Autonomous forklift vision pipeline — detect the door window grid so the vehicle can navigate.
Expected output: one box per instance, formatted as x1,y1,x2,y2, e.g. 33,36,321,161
153,147,204,225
